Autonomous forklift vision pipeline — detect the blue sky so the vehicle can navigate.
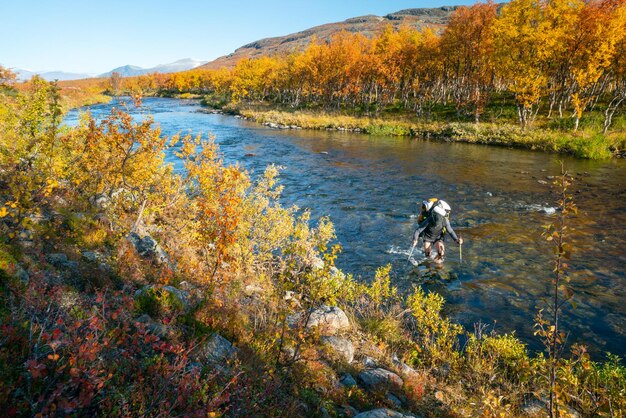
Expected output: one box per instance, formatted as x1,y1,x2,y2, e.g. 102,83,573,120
1,0,478,74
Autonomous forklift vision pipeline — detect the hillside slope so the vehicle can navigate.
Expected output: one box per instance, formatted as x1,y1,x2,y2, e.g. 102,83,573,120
200,6,457,70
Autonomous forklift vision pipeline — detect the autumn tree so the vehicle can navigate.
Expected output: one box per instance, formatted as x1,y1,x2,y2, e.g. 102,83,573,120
441,1,498,122
107,71,122,96
567,0,626,131
0,76,64,237
0,65,17,91
493,0,555,128
604,25,626,132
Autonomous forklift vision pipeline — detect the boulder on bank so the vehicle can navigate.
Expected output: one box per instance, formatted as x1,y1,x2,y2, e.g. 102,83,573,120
45,253,78,271
358,368,403,391
339,373,358,388
201,333,238,363
321,336,355,363
127,232,171,265
354,409,416,418
363,356,378,368
287,305,350,335
391,353,417,377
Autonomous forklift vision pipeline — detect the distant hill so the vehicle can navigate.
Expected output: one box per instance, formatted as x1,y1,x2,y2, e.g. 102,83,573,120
200,6,458,70
9,58,208,82
13,69,93,82
98,65,145,78
99,58,208,78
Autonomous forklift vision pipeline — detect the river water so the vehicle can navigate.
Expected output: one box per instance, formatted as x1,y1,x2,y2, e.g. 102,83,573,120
66,97,626,358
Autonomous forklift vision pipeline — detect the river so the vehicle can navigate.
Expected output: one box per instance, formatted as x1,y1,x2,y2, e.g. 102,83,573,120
65,97,626,358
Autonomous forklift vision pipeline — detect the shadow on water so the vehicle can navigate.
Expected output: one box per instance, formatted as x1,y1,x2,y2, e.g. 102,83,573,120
66,97,626,358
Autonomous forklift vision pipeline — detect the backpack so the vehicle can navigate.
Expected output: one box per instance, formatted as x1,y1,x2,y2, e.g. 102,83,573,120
429,200,451,235
418,197,438,222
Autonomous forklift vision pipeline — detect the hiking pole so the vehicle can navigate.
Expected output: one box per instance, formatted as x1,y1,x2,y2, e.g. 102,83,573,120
459,241,463,264
407,240,417,264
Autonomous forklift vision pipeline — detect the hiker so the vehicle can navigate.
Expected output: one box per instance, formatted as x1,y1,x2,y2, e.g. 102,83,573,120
413,200,463,263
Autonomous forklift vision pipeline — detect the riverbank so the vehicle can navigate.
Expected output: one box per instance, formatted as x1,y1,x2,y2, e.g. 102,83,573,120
234,108,625,160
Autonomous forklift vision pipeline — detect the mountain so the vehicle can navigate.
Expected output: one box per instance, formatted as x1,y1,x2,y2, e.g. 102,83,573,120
8,58,207,82
200,6,458,70
98,58,208,78
12,68,93,82
99,65,145,78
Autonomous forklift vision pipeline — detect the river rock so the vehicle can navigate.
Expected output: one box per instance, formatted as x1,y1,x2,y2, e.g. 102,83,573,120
288,305,350,335
127,232,170,265
358,368,403,391
354,409,416,418
201,333,238,363
321,336,355,363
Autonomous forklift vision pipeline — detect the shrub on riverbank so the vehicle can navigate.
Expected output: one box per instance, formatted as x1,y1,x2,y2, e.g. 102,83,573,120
1,72,625,416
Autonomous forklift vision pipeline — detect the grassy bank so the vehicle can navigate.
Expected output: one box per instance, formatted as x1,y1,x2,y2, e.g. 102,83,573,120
237,108,625,160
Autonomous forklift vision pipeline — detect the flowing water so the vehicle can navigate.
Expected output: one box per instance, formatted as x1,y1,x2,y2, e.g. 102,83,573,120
66,97,626,358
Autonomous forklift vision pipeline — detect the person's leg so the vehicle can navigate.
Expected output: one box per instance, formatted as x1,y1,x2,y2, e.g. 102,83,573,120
434,240,445,262
424,241,432,258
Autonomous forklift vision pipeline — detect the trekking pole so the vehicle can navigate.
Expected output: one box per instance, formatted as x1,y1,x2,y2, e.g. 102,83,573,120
459,241,463,263
407,241,417,264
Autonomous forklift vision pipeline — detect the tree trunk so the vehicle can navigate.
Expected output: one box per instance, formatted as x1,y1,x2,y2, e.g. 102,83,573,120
604,96,625,134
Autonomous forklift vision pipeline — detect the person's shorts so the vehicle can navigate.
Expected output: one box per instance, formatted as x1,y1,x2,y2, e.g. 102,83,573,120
423,234,445,244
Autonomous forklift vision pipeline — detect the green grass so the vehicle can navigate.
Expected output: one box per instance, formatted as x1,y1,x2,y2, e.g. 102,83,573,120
237,106,624,159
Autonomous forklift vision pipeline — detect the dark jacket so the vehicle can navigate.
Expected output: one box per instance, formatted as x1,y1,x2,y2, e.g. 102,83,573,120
414,211,459,243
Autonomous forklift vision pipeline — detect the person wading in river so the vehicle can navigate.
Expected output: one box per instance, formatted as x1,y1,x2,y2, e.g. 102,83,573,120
412,200,463,263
